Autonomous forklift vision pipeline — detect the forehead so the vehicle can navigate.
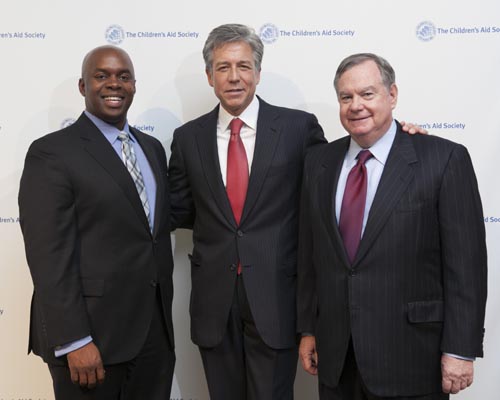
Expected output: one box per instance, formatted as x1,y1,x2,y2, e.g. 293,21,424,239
84,49,134,73
337,60,383,89
212,41,254,63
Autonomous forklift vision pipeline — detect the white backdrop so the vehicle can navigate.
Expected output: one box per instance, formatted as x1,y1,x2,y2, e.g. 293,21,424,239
1,1,499,399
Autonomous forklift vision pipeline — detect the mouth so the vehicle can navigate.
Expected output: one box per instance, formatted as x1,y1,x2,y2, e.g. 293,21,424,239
102,96,125,107
349,116,370,123
225,88,244,95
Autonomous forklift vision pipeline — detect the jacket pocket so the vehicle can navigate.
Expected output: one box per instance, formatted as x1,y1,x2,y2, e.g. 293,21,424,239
407,300,443,323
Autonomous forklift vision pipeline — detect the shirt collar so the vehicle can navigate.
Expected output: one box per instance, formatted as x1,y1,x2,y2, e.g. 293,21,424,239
346,119,397,166
218,95,260,133
84,110,134,143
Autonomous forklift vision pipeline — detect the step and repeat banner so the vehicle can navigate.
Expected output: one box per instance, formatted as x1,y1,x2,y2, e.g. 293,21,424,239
1,0,499,399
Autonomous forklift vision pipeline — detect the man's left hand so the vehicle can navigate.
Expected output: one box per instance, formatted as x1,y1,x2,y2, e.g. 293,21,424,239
441,354,474,394
400,121,428,135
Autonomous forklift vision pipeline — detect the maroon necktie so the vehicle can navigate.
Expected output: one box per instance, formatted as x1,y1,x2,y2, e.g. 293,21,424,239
339,150,373,263
227,118,248,274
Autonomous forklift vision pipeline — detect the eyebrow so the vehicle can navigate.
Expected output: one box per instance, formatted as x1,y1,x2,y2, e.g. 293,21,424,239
94,68,132,74
214,60,253,66
338,85,378,95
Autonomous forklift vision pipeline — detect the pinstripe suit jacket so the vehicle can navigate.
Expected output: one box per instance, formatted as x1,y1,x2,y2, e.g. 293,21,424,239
169,97,326,349
297,122,487,397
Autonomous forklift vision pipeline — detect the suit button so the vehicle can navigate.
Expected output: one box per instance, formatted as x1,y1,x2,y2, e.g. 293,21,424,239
237,230,243,237
349,269,357,277
230,264,237,271
150,280,157,287
153,239,158,244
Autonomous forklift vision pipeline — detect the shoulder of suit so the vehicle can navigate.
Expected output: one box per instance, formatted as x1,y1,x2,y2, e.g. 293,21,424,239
259,98,316,120
29,119,82,152
305,138,336,164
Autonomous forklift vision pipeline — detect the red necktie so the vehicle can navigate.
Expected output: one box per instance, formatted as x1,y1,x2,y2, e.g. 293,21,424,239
227,118,248,274
339,150,373,263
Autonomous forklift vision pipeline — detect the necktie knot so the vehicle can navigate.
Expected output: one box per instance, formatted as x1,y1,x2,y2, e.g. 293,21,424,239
230,118,244,136
118,131,130,143
357,149,373,165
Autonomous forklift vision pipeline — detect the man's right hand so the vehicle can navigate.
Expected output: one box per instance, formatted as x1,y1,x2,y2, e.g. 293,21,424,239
67,342,105,389
299,335,318,375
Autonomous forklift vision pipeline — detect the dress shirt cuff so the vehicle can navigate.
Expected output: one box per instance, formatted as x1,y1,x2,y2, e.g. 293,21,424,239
443,352,475,361
54,336,93,358
301,332,314,337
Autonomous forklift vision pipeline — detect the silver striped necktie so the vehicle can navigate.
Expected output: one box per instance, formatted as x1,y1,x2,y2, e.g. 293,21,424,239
117,132,151,229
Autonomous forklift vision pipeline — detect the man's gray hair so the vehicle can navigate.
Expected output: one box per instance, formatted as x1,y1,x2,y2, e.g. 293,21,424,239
203,24,264,72
334,53,395,93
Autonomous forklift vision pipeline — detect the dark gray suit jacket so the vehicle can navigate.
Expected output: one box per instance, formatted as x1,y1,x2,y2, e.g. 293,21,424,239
297,122,487,397
169,97,326,349
19,113,175,366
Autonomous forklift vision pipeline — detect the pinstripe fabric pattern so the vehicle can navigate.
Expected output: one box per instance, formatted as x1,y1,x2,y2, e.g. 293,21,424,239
169,98,327,350
297,122,487,397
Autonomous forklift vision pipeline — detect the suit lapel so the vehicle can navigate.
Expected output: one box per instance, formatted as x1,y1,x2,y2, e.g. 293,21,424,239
354,126,418,266
240,99,282,224
77,114,151,234
195,106,236,227
318,138,352,267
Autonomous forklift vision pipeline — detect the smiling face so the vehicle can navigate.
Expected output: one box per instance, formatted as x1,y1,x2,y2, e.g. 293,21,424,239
336,60,398,148
78,46,136,130
206,41,260,116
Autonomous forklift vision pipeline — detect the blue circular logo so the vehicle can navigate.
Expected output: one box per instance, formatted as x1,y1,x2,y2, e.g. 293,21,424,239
416,21,436,42
61,118,76,129
105,24,125,45
259,23,279,44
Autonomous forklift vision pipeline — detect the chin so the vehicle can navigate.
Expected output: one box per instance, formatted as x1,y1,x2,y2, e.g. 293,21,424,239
349,127,370,136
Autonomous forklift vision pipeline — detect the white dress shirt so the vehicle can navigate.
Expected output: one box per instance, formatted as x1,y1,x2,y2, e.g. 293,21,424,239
217,96,259,186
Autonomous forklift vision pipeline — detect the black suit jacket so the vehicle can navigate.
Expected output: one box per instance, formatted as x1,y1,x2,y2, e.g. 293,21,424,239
169,98,326,349
297,122,487,397
19,113,175,366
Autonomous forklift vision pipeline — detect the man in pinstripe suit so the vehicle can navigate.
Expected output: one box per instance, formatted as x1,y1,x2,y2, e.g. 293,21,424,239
168,24,327,400
297,53,487,399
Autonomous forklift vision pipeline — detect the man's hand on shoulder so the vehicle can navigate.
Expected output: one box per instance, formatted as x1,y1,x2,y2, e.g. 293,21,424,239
67,341,105,389
400,120,428,135
299,335,318,376
441,354,473,394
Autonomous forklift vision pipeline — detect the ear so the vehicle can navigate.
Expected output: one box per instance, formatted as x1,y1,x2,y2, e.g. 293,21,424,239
206,68,214,87
78,78,86,97
389,83,398,109
255,68,261,85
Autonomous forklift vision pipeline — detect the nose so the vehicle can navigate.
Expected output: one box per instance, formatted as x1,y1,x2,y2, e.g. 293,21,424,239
106,75,122,88
228,67,240,82
350,95,364,112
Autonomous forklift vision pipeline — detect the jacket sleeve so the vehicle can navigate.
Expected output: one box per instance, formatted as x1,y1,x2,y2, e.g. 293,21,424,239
168,129,196,230
297,150,319,335
19,140,91,350
439,144,487,358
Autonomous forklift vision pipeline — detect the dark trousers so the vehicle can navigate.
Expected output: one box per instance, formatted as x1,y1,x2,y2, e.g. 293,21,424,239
319,341,448,400
49,291,175,400
199,276,297,400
